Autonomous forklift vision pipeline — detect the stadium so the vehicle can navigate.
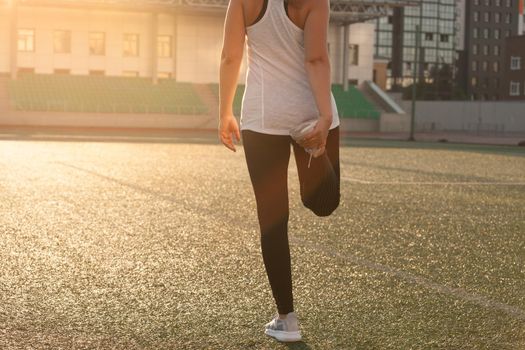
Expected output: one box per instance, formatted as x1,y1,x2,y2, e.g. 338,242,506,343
0,0,417,131
1,1,525,349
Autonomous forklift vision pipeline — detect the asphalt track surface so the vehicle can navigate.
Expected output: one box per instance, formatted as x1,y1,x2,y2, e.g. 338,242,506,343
1,135,524,349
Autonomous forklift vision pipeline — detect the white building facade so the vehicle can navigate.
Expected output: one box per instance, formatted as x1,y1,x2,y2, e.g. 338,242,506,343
0,2,374,85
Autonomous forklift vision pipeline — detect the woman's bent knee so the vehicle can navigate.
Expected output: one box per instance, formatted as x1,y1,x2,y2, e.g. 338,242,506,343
303,194,340,217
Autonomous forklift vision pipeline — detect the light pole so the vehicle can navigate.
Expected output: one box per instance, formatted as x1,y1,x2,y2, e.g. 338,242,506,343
409,1,424,141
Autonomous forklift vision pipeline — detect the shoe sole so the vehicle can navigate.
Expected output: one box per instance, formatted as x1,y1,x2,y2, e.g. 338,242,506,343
265,328,302,342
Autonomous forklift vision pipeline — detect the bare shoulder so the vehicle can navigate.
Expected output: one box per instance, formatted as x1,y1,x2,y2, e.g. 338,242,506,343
297,0,328,11
238,0,263,26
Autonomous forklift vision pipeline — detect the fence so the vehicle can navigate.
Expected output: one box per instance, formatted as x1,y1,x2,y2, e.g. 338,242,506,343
399,100,525,134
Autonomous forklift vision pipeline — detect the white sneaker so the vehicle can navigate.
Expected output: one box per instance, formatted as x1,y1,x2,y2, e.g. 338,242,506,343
264,312,302,342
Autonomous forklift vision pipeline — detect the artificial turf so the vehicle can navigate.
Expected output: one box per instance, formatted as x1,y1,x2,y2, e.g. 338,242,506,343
0,137,524,349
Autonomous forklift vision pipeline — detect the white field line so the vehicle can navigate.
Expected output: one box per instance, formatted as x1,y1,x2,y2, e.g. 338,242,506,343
342,176,525,186
294,238,525,321
340,176,373,184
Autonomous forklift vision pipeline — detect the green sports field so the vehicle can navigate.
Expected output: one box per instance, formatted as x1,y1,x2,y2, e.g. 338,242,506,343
0,135,524,349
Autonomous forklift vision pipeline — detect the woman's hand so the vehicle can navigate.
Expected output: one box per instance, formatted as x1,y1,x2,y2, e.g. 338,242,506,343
219,115,241,152
297,116,332,158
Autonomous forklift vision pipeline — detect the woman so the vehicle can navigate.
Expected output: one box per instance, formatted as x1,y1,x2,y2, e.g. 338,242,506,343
219,0,340,342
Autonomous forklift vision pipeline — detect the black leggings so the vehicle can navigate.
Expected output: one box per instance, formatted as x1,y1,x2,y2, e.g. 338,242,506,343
242,127,340,314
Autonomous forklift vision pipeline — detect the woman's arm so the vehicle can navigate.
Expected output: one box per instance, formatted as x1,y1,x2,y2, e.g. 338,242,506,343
300,0,333,156
219,0,246,152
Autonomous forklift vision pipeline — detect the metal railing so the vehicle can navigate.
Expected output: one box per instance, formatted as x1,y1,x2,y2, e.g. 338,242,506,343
20,0,422,23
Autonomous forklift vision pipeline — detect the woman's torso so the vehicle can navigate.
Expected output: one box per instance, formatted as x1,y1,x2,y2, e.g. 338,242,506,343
240,0,340,135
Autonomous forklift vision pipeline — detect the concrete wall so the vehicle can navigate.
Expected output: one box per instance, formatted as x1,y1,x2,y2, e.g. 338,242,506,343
339,118,378,133
0,110,379,133
0,110,211,129
399,100,525,133
348,23,374,85
176,14,242,84
380,113,410,133
328,23,375,86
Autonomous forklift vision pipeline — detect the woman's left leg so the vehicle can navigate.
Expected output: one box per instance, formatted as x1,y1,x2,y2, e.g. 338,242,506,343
292,126,340,217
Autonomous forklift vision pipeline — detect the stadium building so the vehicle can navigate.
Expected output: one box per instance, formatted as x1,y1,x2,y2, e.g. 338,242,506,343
372,0,457,90
460,0,525,101
0,0,417,130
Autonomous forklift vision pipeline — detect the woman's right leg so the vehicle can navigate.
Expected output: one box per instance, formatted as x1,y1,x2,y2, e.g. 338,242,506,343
242,129,294,315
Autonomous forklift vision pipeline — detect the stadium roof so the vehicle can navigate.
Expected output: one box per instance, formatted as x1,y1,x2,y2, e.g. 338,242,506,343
9,0,421,24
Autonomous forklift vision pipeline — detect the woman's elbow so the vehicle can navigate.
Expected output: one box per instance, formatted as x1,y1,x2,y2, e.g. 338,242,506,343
304,55,330,67
221,51,243,65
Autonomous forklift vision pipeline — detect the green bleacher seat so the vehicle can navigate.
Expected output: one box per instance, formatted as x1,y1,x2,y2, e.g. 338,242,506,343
208,83,378,120
209,83,244,116
331,84,380,120
7,74,209,115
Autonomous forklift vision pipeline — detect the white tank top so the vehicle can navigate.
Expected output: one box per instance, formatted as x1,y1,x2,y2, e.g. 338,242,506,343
240,0,340,135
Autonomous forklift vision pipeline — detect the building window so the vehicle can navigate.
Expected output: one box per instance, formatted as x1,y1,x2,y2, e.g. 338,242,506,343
158,35,172,58
440,34,449,43
123,34,139,57
18,67,35,75
472,61,478,71
122,71,139,77
473,12,479,22
505,30,511,37
54,68,70,75
505,13,512,24
510,81,520,96
484,0,490,5
349,44,359,65
157,72,172,79
18,29,35,52
494,78,500,88
483,28,489,39
471,77,478,87
495,0,501,5
425,33,434,41
53,30,71,54
473,44,478,55
494,45,500,56
89,32,105,56
484,12,490,22
506,0,511,6
494,29,500,39
511,56,522,70
483,45,489,55
473,28,479,38
494,12,501,23
474,0,480,4
482,61,488,71
493,61,499,72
